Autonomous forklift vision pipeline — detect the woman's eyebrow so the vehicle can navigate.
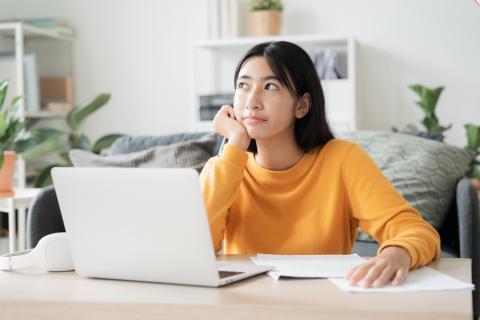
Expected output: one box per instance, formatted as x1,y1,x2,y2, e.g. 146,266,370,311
238,74,280,81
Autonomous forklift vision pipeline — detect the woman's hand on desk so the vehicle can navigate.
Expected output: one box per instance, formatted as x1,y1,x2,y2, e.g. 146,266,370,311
345,246,411,288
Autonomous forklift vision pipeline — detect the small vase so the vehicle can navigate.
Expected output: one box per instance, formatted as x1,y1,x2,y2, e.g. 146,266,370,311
0,151,16,197
249,10,282,36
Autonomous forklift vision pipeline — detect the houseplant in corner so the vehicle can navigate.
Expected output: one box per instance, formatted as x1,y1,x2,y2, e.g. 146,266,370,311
0,80,24,196
465,123,480,199
249,0,283,36
14,93,125,187
393,84,451,142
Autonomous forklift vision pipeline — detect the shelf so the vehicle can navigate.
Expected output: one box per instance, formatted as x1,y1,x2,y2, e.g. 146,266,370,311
193,34,352,49
0,22,74,41
191,34,357,134
25,111,68,119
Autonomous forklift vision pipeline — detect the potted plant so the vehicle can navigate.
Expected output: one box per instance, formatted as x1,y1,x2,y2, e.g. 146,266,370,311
465,123,480,199
15,93,125,187
0,80,24,196
249,0,283,36
393,84,451,142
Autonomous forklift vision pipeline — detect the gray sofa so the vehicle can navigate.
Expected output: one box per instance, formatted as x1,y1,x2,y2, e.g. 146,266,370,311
26,132,480,318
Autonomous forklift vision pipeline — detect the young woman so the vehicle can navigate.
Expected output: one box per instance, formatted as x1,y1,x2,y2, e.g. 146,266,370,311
199,41,440,289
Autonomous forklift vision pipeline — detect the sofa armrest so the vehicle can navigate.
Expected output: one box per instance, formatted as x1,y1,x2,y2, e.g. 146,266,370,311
455,177,479,258
26,187,65,249
454,177,480,317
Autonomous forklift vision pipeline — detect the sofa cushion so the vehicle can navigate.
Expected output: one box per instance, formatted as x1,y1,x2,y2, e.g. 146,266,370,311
109,132,224,156
69,132,217,172
336,131,474,242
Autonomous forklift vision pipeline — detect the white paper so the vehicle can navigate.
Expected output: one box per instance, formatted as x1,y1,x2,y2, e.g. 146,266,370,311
250,253,366,280
329,266,474,292
251,254,474,292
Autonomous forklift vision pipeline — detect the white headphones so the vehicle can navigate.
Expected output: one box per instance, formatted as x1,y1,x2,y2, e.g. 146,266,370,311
0,232,74,272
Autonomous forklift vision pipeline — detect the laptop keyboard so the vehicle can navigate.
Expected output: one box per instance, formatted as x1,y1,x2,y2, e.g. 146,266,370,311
218,270,244,279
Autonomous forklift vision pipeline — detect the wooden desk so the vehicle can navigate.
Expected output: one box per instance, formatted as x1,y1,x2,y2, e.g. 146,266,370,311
0,255,472,320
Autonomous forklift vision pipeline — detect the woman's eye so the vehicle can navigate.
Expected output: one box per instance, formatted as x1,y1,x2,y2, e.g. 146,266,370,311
237,82,247,89
265,83,278,90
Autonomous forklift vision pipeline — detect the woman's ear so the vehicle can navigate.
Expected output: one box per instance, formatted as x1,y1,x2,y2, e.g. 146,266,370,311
295,93,311,119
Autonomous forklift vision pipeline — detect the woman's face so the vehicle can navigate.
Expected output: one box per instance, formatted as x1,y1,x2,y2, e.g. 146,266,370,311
233,56,303,140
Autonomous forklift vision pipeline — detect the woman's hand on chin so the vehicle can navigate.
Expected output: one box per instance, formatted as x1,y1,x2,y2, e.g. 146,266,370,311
213,105,251,151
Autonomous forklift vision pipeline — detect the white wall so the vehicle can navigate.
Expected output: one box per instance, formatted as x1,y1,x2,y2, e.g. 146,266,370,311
0,0,479,147
0,0,208,139
280,0,479,147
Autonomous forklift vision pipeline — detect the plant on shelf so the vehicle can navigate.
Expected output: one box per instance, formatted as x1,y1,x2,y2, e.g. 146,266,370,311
393,84,452,142
465,123,480,197
15,93,126,187
0,80,24,195
249,0,283,36
249,0,283,11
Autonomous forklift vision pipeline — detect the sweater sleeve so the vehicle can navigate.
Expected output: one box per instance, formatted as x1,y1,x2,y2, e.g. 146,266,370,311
342,144,441,269
199,144,248,253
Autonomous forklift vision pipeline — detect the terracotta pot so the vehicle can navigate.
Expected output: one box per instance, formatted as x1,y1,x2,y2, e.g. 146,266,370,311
249,10,282,36
472,178,480,202
0,151,16,197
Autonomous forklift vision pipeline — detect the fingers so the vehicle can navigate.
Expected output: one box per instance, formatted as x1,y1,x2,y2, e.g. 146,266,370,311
372,265,396,288
358,260,388,288
346,259,408,288
392,268,408,286
346,260,374,286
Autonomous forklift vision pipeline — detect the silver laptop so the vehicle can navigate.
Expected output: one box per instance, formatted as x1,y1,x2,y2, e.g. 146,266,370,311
51,167,272,287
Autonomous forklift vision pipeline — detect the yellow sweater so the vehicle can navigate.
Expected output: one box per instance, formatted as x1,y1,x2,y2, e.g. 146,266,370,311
199,139,440,269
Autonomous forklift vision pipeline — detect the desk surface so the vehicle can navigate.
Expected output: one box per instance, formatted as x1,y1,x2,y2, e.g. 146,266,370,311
0,255,472,320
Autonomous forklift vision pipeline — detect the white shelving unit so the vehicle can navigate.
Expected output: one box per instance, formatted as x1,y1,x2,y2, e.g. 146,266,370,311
0,22,74,187
190,34,358,134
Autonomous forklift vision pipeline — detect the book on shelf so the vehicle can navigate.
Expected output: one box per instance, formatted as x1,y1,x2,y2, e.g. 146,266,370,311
43,101,73,113
0,18,74,36
199,93,234,121
39,76,74,112
0,52,40,113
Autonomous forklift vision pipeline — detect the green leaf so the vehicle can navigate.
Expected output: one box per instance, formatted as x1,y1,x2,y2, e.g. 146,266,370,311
406,123,419,132
249,0,283,11
13,128,64,154
430,86,444,110
422,117,440,134
465,124,480,151
67,93,111,131
2,119,24,149
59,151,72,164
0,113,6,137
0,80,8,109
34,164,62,188
415,101,430,115
69,133,91,150
91,133,125,154
467,163,480,179
30,127,65,140
18,137,69,160
10,96,22,106
439,123,452,132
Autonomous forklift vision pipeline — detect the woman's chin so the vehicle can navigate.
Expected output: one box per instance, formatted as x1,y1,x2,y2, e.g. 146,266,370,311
245,128,264,140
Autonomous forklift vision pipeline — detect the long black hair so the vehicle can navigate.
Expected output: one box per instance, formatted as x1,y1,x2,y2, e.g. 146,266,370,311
234,41,334,154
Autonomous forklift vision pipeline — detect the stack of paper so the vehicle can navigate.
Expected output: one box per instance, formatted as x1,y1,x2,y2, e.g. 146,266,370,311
250,253,365,280
329,267,474,292
250,254,474,292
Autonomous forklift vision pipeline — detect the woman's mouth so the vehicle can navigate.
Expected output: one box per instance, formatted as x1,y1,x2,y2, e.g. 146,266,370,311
243,115,266,124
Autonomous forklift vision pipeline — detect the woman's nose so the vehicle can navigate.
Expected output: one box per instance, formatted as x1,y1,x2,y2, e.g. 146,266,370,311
245,87,262,109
